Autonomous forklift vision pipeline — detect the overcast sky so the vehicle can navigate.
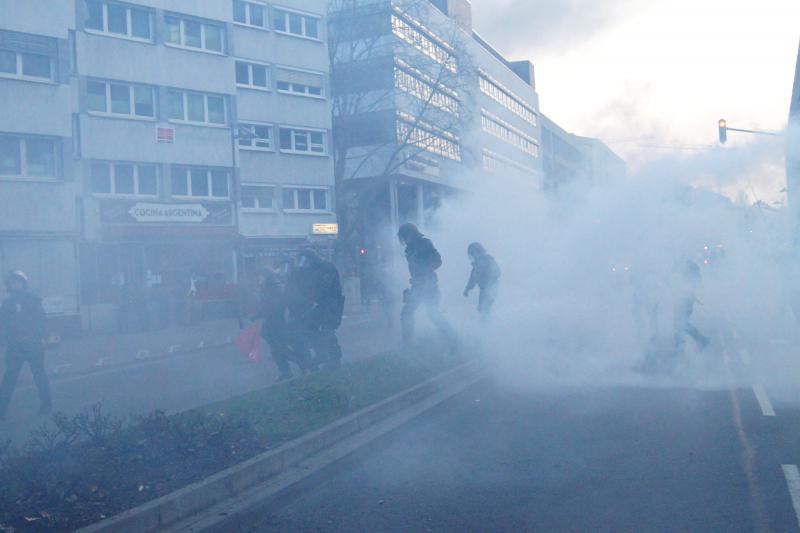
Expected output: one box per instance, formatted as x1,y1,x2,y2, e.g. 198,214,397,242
471,0,800,201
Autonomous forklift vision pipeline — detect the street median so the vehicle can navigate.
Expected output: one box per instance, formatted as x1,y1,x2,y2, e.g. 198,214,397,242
0,347,483,532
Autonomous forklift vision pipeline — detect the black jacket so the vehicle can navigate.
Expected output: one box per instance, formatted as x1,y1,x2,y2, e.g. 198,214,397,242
255,279,288,343
404,236,442,285
0,290,47,350
466,254,501,293
289,261,345,329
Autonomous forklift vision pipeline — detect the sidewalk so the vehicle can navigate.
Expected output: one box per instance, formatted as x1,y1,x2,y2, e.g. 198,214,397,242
6,306,387,383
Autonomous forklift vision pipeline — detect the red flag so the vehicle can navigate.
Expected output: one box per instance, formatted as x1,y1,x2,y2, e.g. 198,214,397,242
235,323,262,362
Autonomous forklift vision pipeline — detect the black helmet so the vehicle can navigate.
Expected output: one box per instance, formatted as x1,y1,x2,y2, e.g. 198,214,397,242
467,242,487,257
397,223,422,243
5,270,28,289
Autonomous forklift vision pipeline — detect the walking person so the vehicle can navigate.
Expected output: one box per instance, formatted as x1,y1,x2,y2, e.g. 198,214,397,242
463,242,501,322
397,223,456,351
0,271,52,420
294,249,345,370
673,258,709,353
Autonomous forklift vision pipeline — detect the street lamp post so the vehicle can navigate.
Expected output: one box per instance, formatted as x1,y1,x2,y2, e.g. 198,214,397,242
230,123,257,284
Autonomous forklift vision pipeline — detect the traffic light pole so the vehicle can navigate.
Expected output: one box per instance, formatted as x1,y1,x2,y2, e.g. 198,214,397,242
718,118,783,143
725,127,782,136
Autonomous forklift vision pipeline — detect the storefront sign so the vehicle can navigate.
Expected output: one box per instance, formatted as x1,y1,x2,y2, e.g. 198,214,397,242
101,201,233,226
129,203,209,223
312,223,339,235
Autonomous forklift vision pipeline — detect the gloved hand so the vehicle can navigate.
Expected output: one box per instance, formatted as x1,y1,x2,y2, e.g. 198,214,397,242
463,289,470,298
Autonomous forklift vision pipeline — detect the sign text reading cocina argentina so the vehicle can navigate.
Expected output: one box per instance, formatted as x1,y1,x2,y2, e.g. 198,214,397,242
128,203,210,223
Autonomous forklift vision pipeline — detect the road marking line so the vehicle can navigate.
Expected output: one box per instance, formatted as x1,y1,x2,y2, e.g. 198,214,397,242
752,384,776,417
783,465,800,530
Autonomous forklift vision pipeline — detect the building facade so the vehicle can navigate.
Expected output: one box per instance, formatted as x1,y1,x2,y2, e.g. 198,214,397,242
0,0,336,332
329,0,544,280
787,40,800,246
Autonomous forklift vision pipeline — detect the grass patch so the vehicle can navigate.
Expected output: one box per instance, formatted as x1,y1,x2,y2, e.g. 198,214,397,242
0,348,467,531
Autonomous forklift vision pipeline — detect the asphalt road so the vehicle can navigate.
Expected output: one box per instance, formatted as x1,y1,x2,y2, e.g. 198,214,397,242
248,342,800,532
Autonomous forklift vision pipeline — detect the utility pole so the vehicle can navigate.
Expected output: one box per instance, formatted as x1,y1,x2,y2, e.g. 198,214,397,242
787,40,800,248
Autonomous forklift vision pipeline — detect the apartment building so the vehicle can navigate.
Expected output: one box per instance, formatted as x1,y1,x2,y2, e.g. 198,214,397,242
0,0,81,334
0,0,335,331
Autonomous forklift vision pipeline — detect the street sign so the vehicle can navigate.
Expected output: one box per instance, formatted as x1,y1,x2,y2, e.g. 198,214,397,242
313,223,339,235
156,125,176,143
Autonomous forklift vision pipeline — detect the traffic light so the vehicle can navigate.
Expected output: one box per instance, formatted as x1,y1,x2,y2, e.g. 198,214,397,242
718,119,728,144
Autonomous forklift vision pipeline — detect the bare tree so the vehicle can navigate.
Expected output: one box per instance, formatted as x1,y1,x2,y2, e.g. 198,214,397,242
327,0,477,271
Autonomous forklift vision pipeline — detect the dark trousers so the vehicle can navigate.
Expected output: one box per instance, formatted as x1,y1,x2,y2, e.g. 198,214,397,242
478,285,498,323
401,282,454,347
313,327,342,365
0,345,52,417
674,299,708,350
267,333,313,377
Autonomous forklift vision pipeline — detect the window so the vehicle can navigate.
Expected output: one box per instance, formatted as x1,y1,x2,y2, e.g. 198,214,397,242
85,1,153,41
394,62,459,115
479,74,538,126
171,167,229,198
482,150,537,176
241,185,274,210
164,15,225,53
235,61,269,90
272,9,320,39
275,68,323,97
396,111,461,162
233,1,266,28
90,162,158,196
168,90,226,125
0,135,57,178
87,80,155,118
238,123,273,150
391,13,456,73
0,49,53,81
279,128,326,155
282,187,328,211
481,110,540,157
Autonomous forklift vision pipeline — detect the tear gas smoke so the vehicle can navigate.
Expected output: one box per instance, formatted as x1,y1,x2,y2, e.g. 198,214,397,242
420,138,794,393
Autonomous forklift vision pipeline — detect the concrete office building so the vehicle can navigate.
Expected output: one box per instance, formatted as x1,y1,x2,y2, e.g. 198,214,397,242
541,114,626,188
330,0,544,275
0,0,336,331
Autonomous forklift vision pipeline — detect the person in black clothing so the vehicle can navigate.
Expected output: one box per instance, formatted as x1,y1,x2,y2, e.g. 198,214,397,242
291,249,345,370
0,271,52,419
673,258,710,353
255,268,312,382
463,242,501,322
398,223,455,350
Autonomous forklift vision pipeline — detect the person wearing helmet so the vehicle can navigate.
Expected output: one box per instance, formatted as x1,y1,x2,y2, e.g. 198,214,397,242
0,271,52,419
290,249,345,370
397,223,455,350
463,243,501,322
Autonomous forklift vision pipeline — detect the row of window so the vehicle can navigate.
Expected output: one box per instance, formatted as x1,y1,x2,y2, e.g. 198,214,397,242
481,111,540,158
89,162,329,209
394,64,459,116
85,0,322,51
241,184,329,211
391,14,457,73
236,123,327,156
235,61,324,97
479,74,538,126
482,150,537,176
397,112,461,162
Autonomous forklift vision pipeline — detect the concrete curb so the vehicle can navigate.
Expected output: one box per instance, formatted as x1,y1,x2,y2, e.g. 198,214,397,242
79,359,485,533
